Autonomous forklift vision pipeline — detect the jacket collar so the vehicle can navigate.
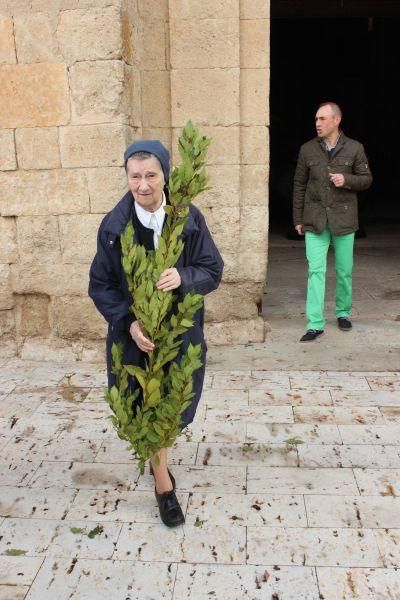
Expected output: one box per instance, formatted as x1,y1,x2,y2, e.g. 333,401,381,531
316,132,348,159
103,190,199,239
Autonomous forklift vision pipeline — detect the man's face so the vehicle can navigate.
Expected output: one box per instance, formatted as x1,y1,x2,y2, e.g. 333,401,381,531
126,156,165,211
315,105,341,139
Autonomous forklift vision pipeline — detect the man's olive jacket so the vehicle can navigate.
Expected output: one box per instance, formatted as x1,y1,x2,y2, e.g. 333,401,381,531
293,134,373,235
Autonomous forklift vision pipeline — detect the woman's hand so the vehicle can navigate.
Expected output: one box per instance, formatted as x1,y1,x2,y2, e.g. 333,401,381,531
129,320,155,352
156,268,181,292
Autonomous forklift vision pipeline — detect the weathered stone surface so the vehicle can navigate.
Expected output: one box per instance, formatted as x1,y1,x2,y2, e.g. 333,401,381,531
0,264,13,309
59,214,104,262
15,294,50,336
0,170,89,216
138,20,167,70
70,60,130,125
201,206,240,254
0,217,17,263
16,216,62,263
0,309,14,336
88,167,127,214
14,13,61,63
15,127,60,170
240,68,270,126
60,124,129,168
240,20,269,68
138,0,168,20
141,71,171,128
196,165,241,209
241,164,269,206
140,128,171,151
124,66,141,127
169,0,239,19
0,15,16,64
171,68,240,127
0,63,70,128
240,1,269,19
11,262,90,297
170,18,239,69
0,129,16,171
205,317,265,344
238,251,268,283
51,296,107,339
240,126,269,164
56,7,122,65
172,127,240,165
240,207,269,250
205,284,260,321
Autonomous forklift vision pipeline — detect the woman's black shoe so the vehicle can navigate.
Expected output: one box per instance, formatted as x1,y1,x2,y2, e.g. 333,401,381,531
155,488,185,527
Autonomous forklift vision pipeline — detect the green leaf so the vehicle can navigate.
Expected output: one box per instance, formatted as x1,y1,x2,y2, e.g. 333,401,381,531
285,438,304,445
5,549,28,556
70,527,86,535
88,525,104,539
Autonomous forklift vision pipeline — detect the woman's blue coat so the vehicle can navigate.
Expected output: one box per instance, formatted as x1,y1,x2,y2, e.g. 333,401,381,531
88,191,224,427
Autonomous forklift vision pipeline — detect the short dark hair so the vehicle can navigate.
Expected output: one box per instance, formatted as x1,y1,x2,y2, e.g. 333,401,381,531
318,102,342,118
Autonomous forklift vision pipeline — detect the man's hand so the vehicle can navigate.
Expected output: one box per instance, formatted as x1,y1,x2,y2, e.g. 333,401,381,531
156,268,181,292
329,173,345,187
129,320,155,352
295,224,304,235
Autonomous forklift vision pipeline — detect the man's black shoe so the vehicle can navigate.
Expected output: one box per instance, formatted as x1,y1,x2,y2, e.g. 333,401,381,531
337,317,352,331
300,329,324,342
155,488,185,527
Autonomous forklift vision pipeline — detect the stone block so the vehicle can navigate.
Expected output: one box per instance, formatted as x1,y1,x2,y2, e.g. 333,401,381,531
137,0,168,20
0,63,70,128
60,124,130,168
138,20,167,70
0,129,16,171
171,68,240,127
0,217,18,263
14,13,61,63
240,68,269,126
240,164,269,206
239,206,269,249
59,213,104,262
0,264,13,309
141,71,171,128
169,0,239,19
0,170,89,216
205,283,259,321
238,251,268,283
240,19,269,68
200,205,240,254
15,127,60,170
56,7,122,65
51,296,107,339
0,309,15,336
16,216,62,263
170,18,239,69
172,126,240,165
205,317,265,344
195,165,241,209
240,126,269,164
0,15,16,64
140,128,171,151
125,66,141,127
88,167,127,214
15,294,50,337
240,1,269,19
11,262,90,297
70,60,130,125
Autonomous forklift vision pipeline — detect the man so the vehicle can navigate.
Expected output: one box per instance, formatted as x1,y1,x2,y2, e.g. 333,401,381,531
293,102,373,342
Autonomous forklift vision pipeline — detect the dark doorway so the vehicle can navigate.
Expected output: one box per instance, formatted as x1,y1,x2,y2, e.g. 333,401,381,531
269,1,400,233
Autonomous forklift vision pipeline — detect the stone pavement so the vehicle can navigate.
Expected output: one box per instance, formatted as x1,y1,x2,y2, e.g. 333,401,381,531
1,358,400,599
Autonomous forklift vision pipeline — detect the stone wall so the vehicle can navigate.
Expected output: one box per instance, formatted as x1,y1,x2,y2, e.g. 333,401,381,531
0,0,269,360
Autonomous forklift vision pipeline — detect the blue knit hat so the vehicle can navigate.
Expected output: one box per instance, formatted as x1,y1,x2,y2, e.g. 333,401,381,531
124,140,170,182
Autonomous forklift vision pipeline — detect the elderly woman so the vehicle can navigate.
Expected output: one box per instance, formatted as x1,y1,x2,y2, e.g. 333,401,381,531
88,140,223,527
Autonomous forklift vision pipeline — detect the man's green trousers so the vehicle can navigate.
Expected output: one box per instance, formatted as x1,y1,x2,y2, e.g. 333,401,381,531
305,227,355,331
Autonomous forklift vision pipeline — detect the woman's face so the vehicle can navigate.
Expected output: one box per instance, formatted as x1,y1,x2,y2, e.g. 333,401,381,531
126,156,165,212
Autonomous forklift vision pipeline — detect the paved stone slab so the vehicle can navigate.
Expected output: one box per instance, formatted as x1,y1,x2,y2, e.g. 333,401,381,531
298,444,400,468
339,424,400,445
305,495,400,529
0,556,44,586
212,371,290,390
114,522,246,564
186,492,306,527
317,567,400,599
331,390,400,407
0,391,43,419
373,530,400,568
247,467,359,495
3,437,101,463
293,406,384,424
367,376,400,391
353,468,400,496
186,419,246,443
66,489,189,524
0,518,122,559
206,405,294,423
95,439,198,465
0,459,40,486
25,558,176,599
174,564,320,600
8,417,71,439
202,388,249,407
290,374,371,391
63,371,108,388
196,442,298,466
0,487,78,520
0,585,28,599
380,407,400,423
246,423,341,444
29,462,140,491
137,465,247,494
249,388,332,406
247,527,383,567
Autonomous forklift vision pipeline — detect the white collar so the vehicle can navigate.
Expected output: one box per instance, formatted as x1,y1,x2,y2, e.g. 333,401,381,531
134,193,166,232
